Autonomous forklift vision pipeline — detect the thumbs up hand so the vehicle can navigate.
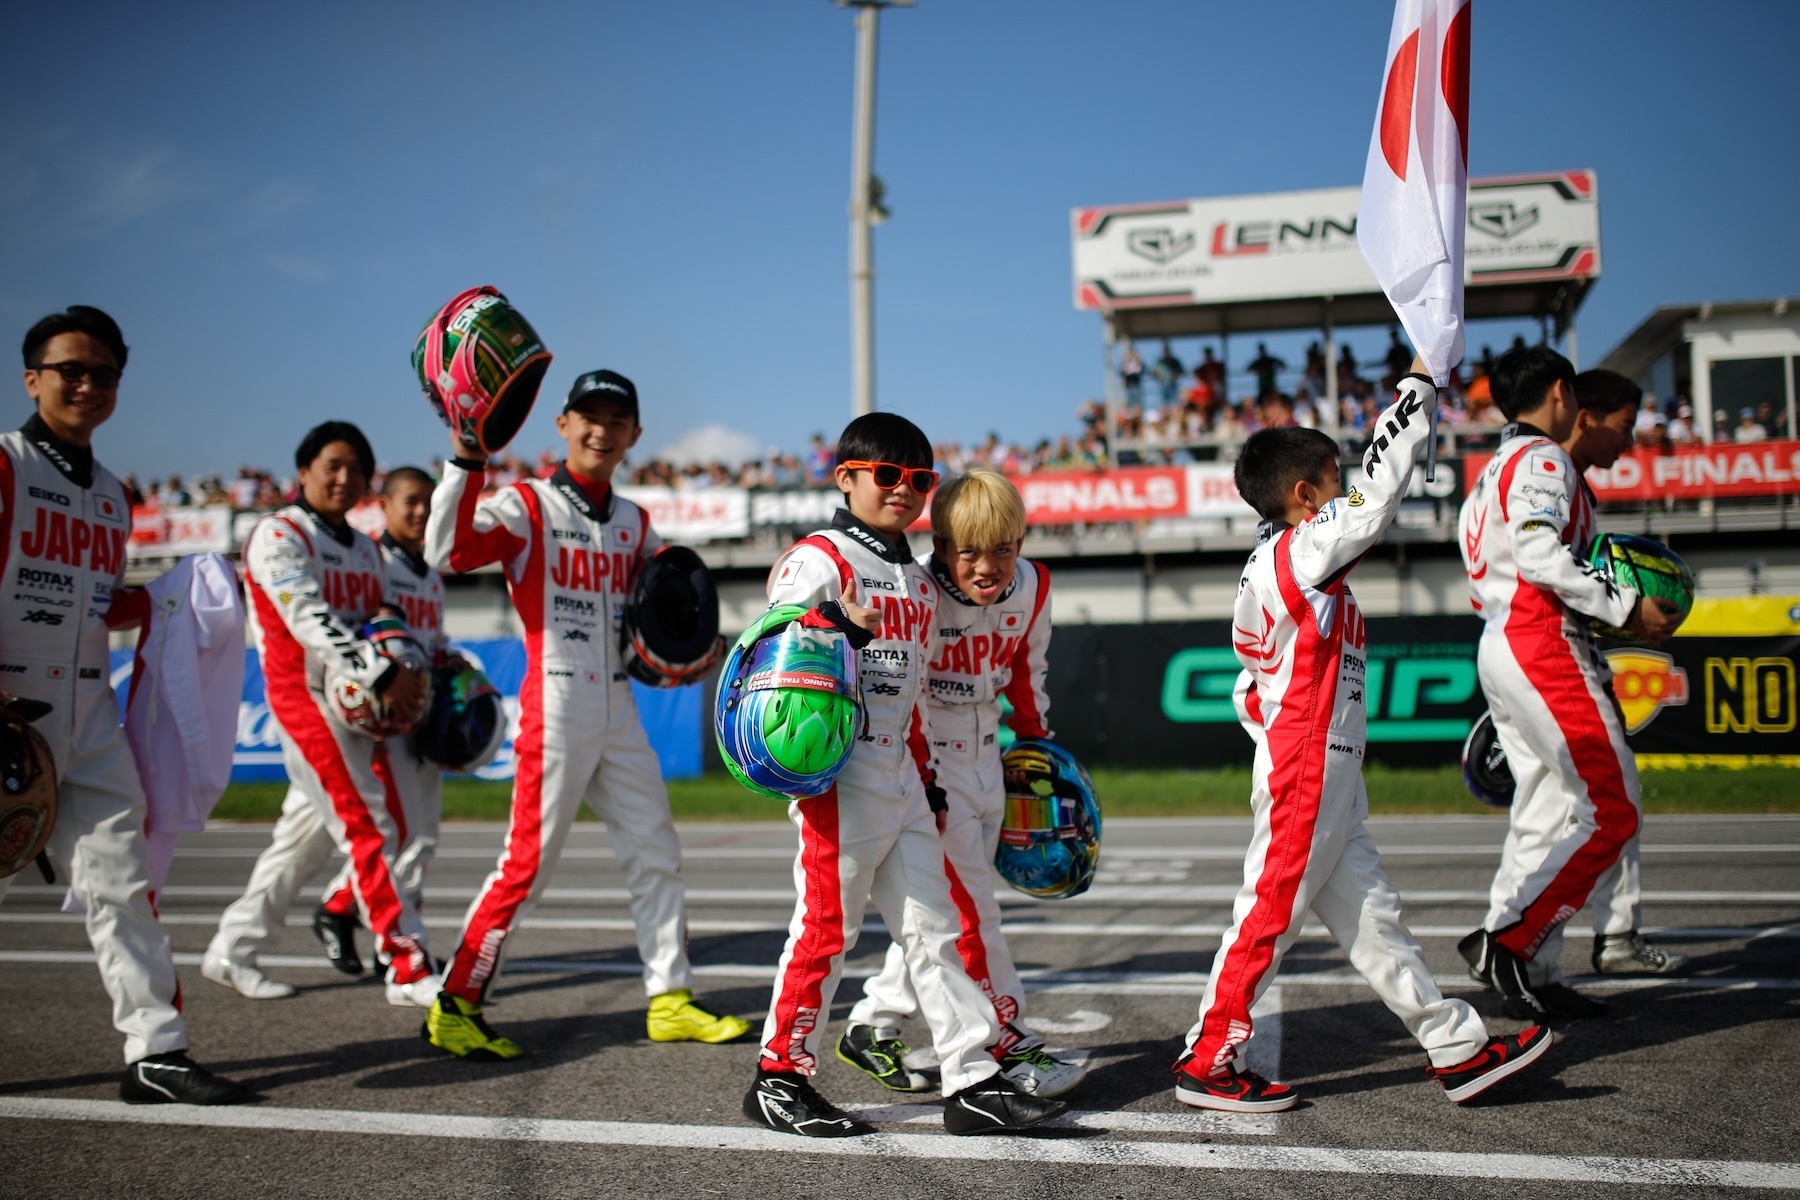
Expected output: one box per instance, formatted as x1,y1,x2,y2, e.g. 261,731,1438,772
839,580,882,636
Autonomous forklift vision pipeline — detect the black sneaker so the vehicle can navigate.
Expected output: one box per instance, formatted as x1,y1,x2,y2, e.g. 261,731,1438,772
1507,981,1608,1021
1477,931,1554,1020
121,1053,252,1106
836,1024,931,1092
744,1071,873,1138
1428,1025,1553,1103
1458,929,1495,990
312,906,363,977
943,1072,1066,1135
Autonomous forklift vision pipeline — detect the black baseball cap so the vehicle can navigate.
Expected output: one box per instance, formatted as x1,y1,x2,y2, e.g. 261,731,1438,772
565,369,639,418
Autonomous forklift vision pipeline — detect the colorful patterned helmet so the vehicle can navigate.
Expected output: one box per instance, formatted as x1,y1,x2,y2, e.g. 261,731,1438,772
328,617,433,739
414,661,506,773
715,605,864,799
623,545,726,689
996,737,1101,899
413,285,552,455
1584,533,1695,644
0,700,56,880
1461,710,1514,809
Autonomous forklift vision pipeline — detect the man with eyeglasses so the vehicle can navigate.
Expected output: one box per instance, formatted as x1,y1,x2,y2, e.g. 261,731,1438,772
0,305,249,1104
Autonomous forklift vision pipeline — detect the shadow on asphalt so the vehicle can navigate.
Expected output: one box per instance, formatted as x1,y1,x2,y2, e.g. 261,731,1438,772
0,1070,123,1097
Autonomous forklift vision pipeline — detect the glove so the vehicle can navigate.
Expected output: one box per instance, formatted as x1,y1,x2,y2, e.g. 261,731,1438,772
925,784,948,814
810,599,876,650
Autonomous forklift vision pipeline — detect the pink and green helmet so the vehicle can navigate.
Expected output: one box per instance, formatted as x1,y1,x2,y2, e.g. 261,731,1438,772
413,285,552,455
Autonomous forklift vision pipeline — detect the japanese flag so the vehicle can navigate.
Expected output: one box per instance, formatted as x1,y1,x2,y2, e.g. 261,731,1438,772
1357,0,1472,387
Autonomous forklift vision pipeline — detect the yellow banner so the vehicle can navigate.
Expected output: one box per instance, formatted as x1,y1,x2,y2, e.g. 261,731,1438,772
1674,596,1800,638
1637,754,1800,770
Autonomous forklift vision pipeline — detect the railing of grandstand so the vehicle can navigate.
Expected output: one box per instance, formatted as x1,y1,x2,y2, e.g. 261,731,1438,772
124,436,1800,576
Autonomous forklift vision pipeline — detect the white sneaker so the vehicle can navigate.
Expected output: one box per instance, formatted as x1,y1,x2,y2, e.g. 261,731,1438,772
386,973,444,1008
201,949,297,1000
999,1044,1087,1098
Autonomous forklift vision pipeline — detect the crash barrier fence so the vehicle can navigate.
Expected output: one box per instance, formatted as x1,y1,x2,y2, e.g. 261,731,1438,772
126,439,1800,565
108,597,1798,786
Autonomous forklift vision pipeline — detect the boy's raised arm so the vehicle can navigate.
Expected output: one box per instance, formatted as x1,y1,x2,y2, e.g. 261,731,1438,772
1288,375,1435,589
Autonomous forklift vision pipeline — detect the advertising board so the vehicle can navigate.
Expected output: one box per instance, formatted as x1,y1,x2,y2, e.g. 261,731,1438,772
1049,601,1800,772
1072,171,1600,312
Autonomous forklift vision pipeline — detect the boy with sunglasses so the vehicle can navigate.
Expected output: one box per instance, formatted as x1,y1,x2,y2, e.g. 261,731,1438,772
840,466,1085,1098
745,413,1064,1138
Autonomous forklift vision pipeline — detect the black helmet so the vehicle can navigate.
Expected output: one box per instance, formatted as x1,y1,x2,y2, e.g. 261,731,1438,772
413,663,507,773
1461,710,1514,809
0,700,57,879
622,545,725,689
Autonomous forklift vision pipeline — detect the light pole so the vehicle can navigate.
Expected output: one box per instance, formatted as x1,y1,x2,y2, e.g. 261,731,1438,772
837,0,909,417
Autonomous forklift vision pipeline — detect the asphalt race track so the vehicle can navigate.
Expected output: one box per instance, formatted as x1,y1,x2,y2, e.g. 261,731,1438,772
2,814,1797,1199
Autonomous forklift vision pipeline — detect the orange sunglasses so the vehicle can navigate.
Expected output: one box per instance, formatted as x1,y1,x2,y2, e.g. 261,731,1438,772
839,460,941,494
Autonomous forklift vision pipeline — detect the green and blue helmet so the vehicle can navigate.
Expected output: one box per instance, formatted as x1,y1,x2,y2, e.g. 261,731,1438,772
715,605,864,799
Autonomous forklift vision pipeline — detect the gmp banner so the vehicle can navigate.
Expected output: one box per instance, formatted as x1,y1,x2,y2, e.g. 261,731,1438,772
1052,617,1487,768
1050,605,1800,770
108,638,706,784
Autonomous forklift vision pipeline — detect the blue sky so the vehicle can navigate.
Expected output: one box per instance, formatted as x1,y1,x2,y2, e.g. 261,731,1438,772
2,1,1794,481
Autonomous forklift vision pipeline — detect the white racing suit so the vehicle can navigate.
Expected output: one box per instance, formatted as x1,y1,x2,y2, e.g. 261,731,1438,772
1184,383,1488,1075
240,504,434,986
425,460,691,1004
1459,428,1641,981
758,510,1002,1095
209,535,446,964
849,556,1053,1055
0,423,186,1064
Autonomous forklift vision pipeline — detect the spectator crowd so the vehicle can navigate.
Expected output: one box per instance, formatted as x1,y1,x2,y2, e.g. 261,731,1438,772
120,334,1793,520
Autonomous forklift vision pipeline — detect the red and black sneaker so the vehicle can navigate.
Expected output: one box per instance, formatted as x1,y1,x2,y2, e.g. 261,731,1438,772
1173,1058,1298,1113
1428,1025,1553,1104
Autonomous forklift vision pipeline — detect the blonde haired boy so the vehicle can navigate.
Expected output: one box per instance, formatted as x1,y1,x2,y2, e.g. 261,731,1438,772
839,467,1086,1098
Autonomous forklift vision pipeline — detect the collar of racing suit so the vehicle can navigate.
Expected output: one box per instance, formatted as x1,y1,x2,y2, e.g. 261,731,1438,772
380,531,429,577
830,507,912,564
294,497,355,546
1253,518,1292,545
549,464,615,524
1501,420,1552,442
21,413,95,489
929,553,1021,607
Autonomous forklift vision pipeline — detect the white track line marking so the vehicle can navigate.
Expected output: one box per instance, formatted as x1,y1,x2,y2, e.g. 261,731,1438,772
154,843,1800,861
1028,1009,1113,1034
5,951,1793,996
842,1100,1279,1136
0,1097,1793,1187
5,912,1796,945
8,884,1797,905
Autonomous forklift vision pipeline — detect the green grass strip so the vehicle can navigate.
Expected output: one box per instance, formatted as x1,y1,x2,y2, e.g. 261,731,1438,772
204,763,1800,824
